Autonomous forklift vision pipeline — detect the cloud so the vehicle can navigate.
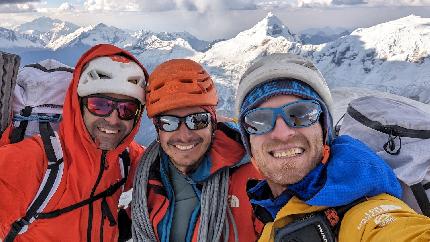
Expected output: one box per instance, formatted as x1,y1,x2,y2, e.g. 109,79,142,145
332,0,367,5
297,0,430,7
83,0,256,13
258,0,430,8
0,3,36,13
58,2,77,11
367,0,430,6
0,0,38,4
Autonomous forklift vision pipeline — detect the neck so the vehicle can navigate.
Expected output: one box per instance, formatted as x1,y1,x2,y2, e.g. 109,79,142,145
267,180,288,198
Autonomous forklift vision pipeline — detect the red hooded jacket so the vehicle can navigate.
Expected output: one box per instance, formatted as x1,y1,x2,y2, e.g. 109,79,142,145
0,44,148,241
143,123,264,241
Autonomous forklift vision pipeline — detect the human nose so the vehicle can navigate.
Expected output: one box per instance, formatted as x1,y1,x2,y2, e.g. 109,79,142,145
175,121,194,141
269,115,296,141
104,108,121,125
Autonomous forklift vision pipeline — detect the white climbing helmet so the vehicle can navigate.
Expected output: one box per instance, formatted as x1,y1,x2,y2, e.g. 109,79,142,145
77,55,146,103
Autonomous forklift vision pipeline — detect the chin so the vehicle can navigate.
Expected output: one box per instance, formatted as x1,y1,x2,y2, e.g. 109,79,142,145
97,143,117,151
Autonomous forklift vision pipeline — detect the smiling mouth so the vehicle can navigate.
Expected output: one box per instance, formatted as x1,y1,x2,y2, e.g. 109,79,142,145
270,148,304,158
98,127,119,134
173,144,196,151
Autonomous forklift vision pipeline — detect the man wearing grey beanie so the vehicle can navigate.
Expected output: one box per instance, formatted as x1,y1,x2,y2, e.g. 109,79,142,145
236,53,430,242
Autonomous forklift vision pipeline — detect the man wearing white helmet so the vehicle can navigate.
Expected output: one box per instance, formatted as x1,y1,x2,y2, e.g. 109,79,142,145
0,44,148,242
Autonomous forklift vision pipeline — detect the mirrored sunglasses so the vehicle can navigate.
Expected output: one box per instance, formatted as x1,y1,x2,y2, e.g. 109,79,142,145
155,112,211,132
82,95,141,121
243,100,322,135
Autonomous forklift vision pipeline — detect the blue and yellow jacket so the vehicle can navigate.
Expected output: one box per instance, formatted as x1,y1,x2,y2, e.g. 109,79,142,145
249,135,430,242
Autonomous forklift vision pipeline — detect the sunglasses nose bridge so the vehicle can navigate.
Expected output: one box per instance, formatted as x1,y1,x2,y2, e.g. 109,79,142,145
268,108,296,138
175,120,195,139
104,108,122,124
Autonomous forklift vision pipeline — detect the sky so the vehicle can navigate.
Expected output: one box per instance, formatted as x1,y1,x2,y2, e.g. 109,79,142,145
1,0,430,40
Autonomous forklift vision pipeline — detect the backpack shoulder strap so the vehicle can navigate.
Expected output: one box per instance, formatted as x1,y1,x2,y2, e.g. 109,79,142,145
328,197,368,237
9,106,33,144
5,122,64,242
410,182,430,217
36,150,131,223
119,148,131,188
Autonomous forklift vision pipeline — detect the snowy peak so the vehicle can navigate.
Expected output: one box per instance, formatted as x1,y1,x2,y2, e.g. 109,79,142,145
14,17,79,46
264,12,295,38
349,14,430,63
47,23,133,50
196,12,302,75
299,27,350,44
0,27,18,42
15,16,79,34
156,31,210,52
313,14,430,104
0,27,43,48
244,12,297,41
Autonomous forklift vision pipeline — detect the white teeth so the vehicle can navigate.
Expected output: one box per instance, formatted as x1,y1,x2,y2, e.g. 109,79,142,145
174,144,195,150
99,127,118,134
272,148,304,158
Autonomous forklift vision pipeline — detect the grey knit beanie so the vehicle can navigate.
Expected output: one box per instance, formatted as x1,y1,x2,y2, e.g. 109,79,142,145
235,53,333,117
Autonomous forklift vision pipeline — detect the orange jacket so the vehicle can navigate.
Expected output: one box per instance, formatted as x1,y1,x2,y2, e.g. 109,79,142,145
145,123,264,242
0,44,147,242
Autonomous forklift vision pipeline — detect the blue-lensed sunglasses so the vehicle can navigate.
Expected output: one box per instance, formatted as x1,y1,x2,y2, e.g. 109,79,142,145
242,100,322,135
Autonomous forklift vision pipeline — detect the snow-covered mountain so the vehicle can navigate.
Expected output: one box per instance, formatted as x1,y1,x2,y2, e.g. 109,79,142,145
153,31,210,52
191,13,430,116
130,30,198,71
315,15,430,104
193,12,307,114
1,13,429,121
299,27,350,44
47,23,134,50
0,27,44,49
14,16,79,46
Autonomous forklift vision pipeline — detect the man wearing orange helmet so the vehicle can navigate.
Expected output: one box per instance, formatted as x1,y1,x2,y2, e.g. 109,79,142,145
0,44,148,241
132,59,262,242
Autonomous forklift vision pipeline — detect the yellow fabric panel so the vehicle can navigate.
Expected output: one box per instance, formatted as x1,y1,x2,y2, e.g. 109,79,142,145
258,194,430,242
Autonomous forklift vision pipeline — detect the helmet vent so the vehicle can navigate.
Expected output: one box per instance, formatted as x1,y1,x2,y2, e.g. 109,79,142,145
97,71,111,79
150,97,160,104
180,79,193,83
128,78,139,85
189,90,203,94
197,77,210,83
154,83,164,91
206,83,214,92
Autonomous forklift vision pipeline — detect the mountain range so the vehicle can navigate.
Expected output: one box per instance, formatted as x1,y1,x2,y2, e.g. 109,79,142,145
1,13,429,126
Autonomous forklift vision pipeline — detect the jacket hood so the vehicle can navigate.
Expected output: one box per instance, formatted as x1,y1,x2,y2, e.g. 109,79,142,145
59,44,149,163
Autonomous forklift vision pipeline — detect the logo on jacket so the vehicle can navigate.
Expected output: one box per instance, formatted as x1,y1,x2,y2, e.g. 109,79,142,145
228,195,240,208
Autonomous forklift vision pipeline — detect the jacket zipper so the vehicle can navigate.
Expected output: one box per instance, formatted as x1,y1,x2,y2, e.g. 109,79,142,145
87,150,107,242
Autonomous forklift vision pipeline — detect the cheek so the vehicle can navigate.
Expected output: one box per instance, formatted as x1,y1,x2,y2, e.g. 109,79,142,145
82,110,96,132
158,132,171,148
123,120,134,134
197,129,212,150
249,135,266,157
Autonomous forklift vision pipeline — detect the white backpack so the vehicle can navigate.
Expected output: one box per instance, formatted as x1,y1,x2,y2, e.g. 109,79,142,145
9,59,73,142
338,95,430,216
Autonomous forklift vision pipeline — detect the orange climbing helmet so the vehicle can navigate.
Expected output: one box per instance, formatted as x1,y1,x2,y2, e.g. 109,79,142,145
146,59,218,118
